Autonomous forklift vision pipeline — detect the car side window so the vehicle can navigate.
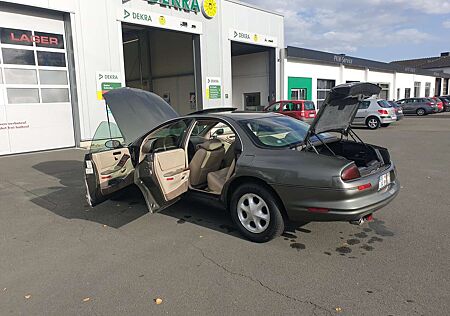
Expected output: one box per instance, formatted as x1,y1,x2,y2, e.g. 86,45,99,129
282,102,295,111
145,119,191,153
358,101,370,110
271,102,281,112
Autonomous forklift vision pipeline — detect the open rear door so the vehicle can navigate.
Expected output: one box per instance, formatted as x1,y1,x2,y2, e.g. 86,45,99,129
134,119,192,213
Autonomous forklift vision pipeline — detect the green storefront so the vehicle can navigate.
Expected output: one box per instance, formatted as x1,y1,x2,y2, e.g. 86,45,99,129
287,77,312,100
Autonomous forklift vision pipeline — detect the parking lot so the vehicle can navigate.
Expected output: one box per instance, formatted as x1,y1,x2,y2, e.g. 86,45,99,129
0,113,449,315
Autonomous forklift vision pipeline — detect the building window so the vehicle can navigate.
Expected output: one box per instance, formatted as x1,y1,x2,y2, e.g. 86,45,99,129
291,88,307,100
378,83,390,100
317,79,335,108
397,88,401,100
425,83,431,97
2,48,35,65
244,92,261,111
443,79,449,95
414,82,421,97
405,88,411,98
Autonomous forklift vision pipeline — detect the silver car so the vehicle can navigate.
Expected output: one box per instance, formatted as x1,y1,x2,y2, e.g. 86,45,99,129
352,98,397,129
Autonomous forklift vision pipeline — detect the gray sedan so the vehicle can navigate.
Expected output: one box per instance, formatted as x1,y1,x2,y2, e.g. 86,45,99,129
84,82,400,242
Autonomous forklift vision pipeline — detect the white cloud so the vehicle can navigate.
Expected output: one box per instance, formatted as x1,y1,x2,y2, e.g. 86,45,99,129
443,20,450,28
245,0,442,55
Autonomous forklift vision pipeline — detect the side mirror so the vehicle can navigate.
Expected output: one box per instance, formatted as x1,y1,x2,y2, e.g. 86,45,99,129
214,128,225,136
105,139,122,149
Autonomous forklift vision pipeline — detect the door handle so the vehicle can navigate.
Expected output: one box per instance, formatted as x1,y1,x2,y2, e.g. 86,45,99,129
113,151,122,155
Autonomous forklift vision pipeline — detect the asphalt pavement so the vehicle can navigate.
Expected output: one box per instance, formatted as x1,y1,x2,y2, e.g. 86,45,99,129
0,113,449,315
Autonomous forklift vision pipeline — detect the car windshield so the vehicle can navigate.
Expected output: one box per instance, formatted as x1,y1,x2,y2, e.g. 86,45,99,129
240,116,310,148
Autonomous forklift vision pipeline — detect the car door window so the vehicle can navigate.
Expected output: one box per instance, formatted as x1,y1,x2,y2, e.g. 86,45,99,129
89,120,125,154
269,102,281,112
282,102,295,112
358,101,370,110
144,119,190,153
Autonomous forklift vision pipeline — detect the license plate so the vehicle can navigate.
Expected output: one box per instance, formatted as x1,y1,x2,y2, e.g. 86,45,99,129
309,113,315,118
379,173,391,190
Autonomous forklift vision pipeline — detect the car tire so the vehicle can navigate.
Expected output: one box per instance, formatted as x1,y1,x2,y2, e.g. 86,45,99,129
230,183,284,243
366,117,380,130
416,108,426,116
381,123,390,127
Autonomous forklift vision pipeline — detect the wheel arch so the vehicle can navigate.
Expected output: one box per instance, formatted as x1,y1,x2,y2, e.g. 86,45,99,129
222,176,289,220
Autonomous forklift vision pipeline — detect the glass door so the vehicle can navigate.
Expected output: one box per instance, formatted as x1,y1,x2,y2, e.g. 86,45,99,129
291,88,307,100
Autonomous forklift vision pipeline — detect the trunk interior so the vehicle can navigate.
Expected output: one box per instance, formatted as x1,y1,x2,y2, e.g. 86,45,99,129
309,140,391,176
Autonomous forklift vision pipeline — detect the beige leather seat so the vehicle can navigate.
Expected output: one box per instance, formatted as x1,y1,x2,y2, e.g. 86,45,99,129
189,139,225,187
207,160,235,193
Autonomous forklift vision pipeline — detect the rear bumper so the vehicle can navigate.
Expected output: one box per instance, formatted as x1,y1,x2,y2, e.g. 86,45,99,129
274,164,400,223
380,116,397,124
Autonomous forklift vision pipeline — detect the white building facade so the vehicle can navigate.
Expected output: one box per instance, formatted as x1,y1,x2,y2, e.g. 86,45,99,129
283,47,450,108
0,0,284,155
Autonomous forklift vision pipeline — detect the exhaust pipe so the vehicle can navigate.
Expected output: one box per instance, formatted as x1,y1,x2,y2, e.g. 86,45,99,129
350,214,373,226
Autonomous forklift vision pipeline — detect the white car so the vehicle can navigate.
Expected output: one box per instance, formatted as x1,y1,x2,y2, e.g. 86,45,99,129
352,98,397,130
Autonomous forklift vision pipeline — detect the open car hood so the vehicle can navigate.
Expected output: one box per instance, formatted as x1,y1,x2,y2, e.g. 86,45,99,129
103,88,179,144
306,82,381,140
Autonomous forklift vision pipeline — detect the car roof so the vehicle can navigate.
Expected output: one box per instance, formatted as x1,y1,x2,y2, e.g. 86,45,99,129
181,111,281,122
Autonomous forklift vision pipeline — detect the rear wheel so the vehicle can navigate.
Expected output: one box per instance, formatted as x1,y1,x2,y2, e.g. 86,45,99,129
366,117,380,130
416,108,426,116
230,183,284,243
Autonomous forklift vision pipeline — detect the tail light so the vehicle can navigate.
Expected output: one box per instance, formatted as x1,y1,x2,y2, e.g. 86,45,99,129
426,102,434,107
378,109,389,115
341,164,361,181
300,111,306,117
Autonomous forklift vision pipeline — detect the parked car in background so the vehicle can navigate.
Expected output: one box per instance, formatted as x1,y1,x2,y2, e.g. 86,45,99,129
396,98,438,116
437,96,450,112
431,97,444,112
265,100,317,123
352,98,397,129
388,101,404,120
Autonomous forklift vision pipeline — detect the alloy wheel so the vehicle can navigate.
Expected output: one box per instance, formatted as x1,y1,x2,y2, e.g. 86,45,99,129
417,109,425,116
237,193,270,234
368,118,379,129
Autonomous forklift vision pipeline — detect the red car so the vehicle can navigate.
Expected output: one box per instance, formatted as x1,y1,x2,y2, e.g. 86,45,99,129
264,100,317,123
432,97,444,112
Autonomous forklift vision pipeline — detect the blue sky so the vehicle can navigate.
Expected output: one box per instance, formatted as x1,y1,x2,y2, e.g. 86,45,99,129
246,0,450,62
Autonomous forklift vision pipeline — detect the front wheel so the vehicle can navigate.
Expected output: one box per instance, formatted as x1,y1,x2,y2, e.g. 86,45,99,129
416,108,426,116
230,183,284,243
366,117,380,130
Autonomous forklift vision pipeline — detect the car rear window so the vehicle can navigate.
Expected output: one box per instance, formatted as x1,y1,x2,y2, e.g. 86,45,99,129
304,101,315,111
377,100,392,108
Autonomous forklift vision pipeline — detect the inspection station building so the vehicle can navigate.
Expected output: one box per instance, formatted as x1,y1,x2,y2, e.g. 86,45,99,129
0,0,448,156
0,0,284,155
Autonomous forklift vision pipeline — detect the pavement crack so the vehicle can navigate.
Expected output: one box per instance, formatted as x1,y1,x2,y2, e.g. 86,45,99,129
193,245,332,315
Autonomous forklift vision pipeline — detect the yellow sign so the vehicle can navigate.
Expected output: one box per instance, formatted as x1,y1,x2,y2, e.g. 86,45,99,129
253,34,258,42
159,16,166,25
202,0,217,19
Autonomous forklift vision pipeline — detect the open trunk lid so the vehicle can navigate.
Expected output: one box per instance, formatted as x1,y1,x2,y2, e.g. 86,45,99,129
305,82,381,142
103,88,179,145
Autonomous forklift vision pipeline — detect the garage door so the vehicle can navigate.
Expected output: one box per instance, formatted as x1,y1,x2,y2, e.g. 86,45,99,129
0,9,75,155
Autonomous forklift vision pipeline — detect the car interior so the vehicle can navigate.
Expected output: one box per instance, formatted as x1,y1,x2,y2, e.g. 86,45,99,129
136,119,238,204
187,120,237,194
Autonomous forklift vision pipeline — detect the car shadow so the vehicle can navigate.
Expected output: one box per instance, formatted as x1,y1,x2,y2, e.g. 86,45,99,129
32,160,311,240
31,160,148,228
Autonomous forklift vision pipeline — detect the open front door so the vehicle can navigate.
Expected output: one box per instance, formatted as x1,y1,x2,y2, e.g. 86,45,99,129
134,119,191,213
85,121,134,206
